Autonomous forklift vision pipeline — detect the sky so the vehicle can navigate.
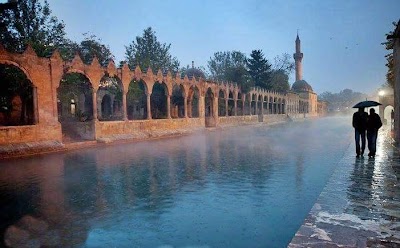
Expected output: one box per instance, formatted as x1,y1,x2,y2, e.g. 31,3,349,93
41,1,400,95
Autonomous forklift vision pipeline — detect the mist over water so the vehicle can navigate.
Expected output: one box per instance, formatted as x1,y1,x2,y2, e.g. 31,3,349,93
0,116,353,247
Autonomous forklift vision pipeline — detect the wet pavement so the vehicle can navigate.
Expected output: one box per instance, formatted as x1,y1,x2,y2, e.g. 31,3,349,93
289,127,400,247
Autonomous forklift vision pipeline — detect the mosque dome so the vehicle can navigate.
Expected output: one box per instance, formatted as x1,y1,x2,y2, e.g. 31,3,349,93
292,80,313,92
183,61,205,80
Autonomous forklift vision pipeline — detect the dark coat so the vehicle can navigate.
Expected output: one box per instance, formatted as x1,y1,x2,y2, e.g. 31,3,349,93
367,113,382,131
352,111,368,131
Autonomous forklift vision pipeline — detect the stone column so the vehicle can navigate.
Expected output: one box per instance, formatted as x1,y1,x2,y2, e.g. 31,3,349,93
92,91,98,121
242,100,245,116
146,93,152,120
199,96,205,118
122,92,128,120
261,100,264,115
167,94,171,119
213,97,218,118
32,87,39,124
234,99,237,116
184,96,188,118
225,98,228,116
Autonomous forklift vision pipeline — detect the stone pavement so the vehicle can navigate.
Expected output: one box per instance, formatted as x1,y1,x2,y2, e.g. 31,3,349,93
289,127,400,247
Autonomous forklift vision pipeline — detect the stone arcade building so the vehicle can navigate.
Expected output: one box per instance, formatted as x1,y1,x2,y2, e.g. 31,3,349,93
0,35,327,151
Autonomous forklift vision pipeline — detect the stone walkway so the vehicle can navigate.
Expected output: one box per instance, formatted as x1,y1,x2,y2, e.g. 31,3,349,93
289,128,400,247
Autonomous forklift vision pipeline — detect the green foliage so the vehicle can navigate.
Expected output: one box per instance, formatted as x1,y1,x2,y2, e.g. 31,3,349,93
247,50,271,89
0,64,33,125
79,33,115,66
382,21,398,88
207,51,253,93
268,70,290,92
0,0,67,57
125,27,180,72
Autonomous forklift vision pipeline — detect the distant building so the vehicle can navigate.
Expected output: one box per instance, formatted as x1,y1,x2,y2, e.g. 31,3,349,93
287,33,326,116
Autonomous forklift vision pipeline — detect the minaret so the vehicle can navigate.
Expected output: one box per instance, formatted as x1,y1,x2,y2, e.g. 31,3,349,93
293,32,303,81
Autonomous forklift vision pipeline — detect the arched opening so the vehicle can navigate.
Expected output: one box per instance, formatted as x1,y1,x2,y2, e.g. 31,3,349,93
237,93,243,116
101,94,112,117
269,97,273,114
244,94,251,115
57,72,94,141
151,81,167,119
127,79,147,120
218,89,226,116
171,84,185,118
0,64,36,126
98,75,123,121
228,91,234,116
205,87,215,127
273,97,277,114
187,85,199,118
251,94,257,115
278,99,282,114
263,96,268,115
282,99,286,114
383,105,394,125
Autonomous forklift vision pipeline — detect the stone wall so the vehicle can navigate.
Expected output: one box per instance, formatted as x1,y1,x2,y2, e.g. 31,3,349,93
95,118,204,140
0,124,62,145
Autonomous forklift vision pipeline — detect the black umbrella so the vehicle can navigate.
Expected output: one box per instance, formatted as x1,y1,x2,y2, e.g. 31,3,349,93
352,100,382,108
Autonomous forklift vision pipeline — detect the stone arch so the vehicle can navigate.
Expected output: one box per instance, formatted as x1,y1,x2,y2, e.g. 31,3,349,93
187,85,200,118
127,79,148,120
0,63,36,126
57,72,95,141
383,105,394,125
263,96,268,115
251,93,257,115
151,81,168,119
218,89,226,116
98,75,123,121
257,95,262,115
171,83,185,118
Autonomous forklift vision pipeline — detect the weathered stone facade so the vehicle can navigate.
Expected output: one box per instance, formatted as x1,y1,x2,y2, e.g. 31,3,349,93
392,20,400,144
0,35,325,149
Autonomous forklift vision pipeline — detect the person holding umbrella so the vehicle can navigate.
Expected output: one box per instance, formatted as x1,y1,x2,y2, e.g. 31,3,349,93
352,100,382,158
366,108,382,158
352,107,368,157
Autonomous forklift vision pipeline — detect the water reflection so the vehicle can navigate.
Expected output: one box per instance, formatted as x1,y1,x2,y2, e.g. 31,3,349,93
0,117,353,247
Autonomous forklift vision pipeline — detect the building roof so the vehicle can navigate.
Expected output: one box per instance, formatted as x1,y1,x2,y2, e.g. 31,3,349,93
292,80,313,92
183,61,205,80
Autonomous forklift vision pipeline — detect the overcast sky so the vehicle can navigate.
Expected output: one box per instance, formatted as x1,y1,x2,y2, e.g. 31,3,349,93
45,0,400,95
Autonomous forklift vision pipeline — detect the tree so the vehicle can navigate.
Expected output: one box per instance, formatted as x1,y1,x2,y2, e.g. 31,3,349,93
382,21,398,88
247,50,271,89
319,89,368,112
78,33,114,66
207,51,252,92
125,27,180,72
269,70,290,92
0,0,67,57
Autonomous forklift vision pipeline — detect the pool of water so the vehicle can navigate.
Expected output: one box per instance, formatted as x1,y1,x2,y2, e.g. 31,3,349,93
0,116,352,247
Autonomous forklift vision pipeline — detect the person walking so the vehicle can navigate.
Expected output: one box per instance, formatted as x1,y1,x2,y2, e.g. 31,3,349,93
366,108,382,158
352,107,368,157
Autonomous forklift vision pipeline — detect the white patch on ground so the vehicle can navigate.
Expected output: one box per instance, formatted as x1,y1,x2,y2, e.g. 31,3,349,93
310,226,332,241
315,211,393,237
